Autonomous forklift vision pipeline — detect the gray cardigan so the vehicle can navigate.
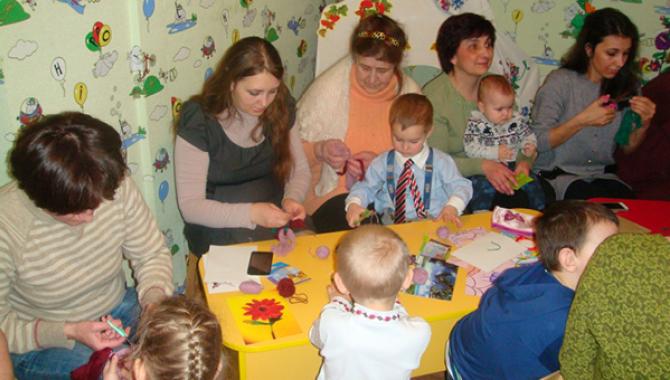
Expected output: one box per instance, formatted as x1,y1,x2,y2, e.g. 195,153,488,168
531,68,625,199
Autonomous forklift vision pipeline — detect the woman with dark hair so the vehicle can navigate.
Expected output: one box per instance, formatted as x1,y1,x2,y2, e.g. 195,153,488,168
175,37,310,294
1,112,173,379
532,8,656,201
424,13,531,211
297,14,421,232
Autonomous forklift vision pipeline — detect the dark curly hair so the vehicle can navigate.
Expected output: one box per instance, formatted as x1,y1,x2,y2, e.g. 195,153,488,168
435,13,495,74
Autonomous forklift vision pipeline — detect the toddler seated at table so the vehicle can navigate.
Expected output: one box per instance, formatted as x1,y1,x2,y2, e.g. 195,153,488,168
309,225,431,380
463,74,545,211
345,93,472,227
103,296,223,380
446,201,618,379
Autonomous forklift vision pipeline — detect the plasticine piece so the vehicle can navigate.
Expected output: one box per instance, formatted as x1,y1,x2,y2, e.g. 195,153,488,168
315,245,330,259
277,277,296,297
413,267,429,285
239,280,263,294
436,226,450,240
272,228,297,256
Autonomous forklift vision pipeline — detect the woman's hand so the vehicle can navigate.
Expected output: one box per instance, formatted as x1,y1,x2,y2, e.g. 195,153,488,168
64,320,127,351
346,151,376,180
250,202,291,228
623,96,656,153
630,95,656,128
100,315,130,341
578,95,617,127
315,139,350,170
281,198,306,220
481,160,516,195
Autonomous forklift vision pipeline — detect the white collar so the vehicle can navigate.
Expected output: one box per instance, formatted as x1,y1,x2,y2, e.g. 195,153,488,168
395,144,429,169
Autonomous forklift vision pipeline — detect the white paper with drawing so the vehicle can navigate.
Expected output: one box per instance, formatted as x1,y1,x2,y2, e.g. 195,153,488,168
203,245,260,294
451,232,527,272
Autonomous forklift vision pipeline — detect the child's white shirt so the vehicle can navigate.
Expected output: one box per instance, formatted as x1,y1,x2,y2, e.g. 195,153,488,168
309,296,431,380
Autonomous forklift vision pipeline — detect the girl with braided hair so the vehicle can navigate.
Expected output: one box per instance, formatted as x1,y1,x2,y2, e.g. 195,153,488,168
103,296,223,380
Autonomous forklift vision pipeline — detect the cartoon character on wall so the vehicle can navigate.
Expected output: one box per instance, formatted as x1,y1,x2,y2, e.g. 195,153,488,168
127,45,156,83
532,24,559,67
56,0,85,14
118,117,146,149
0,0,30,27
261,6,279,42
166,1,197,34
201,36,216,59
17,97,44,127
153,147,170,173
561,1,595,39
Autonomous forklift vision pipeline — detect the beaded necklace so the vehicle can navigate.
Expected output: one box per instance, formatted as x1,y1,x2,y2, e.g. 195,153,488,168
333,298,401,322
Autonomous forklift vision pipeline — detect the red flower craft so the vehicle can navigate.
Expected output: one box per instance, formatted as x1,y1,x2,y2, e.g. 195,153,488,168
243,298,284,321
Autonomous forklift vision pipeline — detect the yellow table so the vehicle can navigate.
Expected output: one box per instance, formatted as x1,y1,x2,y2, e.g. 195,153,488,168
202,213,505,380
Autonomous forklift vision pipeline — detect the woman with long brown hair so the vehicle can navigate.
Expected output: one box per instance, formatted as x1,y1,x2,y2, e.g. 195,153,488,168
175,37,310,287
532,8,656,201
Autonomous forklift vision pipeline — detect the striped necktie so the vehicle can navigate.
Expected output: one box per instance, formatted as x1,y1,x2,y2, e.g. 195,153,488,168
394,159,414,223
394,159,428,223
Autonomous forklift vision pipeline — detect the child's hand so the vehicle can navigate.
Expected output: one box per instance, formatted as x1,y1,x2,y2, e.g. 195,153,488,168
522,143,537,158
100,315,130,341
498,144,514,161
102,353,120,380
514,161,531,177
437,205,462,227
327,284,350,302
346,204,366,228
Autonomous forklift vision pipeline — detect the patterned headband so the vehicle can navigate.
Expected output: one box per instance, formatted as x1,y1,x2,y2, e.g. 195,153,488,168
357,30,400,48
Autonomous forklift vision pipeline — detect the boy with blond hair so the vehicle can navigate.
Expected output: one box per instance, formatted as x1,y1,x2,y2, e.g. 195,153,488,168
310,225,431,380
346,94,472,227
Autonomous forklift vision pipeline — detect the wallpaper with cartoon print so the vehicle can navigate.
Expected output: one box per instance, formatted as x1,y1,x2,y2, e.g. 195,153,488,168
488,0,669,80
1,0,667,288
0,0,332,288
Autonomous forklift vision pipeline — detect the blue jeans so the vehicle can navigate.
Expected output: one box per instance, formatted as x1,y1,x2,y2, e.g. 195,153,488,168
11,287,140,380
